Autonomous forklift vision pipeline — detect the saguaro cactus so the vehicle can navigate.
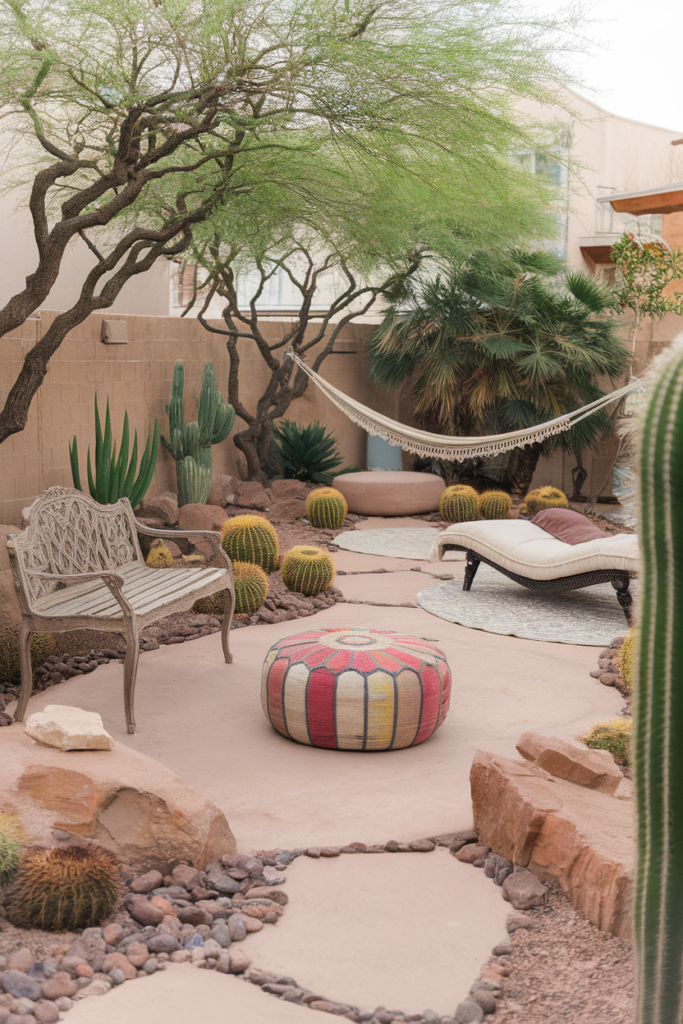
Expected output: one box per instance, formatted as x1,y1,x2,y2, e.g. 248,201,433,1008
160,361,235,506
634,345,683,1024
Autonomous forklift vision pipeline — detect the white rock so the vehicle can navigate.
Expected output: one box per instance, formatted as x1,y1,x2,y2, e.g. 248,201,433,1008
24,705,113,751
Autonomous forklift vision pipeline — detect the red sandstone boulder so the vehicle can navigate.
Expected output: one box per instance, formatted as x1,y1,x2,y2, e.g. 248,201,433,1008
236,481,270,510
137,493,179,527
268,498,307,522
271,479,307,500
516,731,623,795
177,504,227,534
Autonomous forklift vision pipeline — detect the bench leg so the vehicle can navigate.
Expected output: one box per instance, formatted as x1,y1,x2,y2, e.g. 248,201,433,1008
463,552,481,592
122,617,140,734
612,578,634,627
222,586,234,664
14,622,33,723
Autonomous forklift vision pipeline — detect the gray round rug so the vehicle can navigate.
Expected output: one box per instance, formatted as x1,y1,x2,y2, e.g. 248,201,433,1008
416,563,632,646
334,528,447,561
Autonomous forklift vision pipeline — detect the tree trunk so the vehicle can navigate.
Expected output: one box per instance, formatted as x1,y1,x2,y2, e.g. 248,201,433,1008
504,442,544,498
233,429,267,484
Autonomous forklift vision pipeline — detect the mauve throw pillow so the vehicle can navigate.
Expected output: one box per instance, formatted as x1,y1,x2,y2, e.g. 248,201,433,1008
531,508,609,545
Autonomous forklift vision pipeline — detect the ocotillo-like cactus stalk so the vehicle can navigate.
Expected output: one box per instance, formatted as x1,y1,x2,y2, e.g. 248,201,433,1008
160,361,235,506
634,345,683,1024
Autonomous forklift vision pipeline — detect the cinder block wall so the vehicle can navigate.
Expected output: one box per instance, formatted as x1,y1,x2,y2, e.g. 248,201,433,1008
0,312,398,525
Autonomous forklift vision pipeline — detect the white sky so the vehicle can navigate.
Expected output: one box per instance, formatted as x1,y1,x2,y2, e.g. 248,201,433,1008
531,0,683,133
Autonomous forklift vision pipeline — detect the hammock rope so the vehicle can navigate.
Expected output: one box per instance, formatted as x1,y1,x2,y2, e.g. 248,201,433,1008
285,351,643,462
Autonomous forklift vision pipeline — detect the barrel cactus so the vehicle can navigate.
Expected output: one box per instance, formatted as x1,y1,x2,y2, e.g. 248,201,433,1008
519,485,568,516
221,515,280,574
633,345,683,1024
160,361,235,506
145,539,174,568
281,545,335,597
618,630,636,688
439,484,479,523
0,831,21,883
479,490,511,520
233,562,269,614
7,845,122,931
306,487,348,529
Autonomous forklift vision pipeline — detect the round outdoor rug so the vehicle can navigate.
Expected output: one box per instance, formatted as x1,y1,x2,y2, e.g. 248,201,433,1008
416,563,632,646
334,528,452,561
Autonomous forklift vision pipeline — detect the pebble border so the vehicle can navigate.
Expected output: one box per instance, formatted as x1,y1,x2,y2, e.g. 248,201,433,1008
0,833,545,1024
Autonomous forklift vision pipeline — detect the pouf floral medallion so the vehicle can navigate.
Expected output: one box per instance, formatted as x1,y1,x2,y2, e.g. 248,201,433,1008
261,628,451,750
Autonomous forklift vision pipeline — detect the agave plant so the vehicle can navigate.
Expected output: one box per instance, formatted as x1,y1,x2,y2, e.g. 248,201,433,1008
272,420,355,483
69,395,159,507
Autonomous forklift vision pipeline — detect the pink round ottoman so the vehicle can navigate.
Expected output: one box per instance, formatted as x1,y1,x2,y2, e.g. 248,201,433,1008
332,470,445,516
261,627,451,750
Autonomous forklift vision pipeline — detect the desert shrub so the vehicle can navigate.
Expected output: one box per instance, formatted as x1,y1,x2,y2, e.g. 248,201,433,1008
582,718,632,766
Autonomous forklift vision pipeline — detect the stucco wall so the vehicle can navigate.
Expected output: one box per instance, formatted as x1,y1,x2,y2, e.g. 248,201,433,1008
0,312,397,526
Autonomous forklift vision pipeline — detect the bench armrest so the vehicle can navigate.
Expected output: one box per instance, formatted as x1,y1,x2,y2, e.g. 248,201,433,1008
133,519,231,570
27,569,125,587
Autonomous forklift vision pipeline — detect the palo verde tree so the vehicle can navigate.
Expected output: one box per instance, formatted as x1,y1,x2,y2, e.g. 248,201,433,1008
0,0,577,450
611,232,683,362
368,249,630,496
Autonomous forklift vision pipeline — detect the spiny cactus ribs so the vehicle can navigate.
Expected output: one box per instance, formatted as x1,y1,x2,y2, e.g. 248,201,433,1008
221,515,280,574
306,487,348,529
478,490,511,520
439,484,479,523
233,561,269,614
8,845,122,931
160,361,235,506
281,546,335,597
633,345,683,1024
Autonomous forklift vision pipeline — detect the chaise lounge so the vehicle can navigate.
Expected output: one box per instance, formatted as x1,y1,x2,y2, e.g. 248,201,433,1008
429,513,640,624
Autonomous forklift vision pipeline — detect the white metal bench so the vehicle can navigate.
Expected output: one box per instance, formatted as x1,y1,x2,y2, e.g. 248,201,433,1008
7,486,234,734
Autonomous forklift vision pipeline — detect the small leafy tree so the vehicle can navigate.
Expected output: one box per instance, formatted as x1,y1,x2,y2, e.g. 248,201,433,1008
611,233,683,360
367,250,630,495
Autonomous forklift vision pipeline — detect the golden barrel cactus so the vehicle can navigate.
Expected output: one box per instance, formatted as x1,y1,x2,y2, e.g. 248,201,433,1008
519,485,569,517
479,490,511,520
221,515,280,574
306,487,348,529
439,484,479,523
145,539,174,568
281,545,335,597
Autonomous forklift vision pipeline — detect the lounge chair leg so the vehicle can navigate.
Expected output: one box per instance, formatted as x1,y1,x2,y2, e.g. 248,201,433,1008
463,552,481,591
14,622,33,723
222,586,234,664
612,578,634,626
122,616,140,734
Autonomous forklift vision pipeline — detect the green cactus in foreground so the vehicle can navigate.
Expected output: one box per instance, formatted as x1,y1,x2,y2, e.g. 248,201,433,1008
439,484,479,523
0,831,21,883
160,361,235,507
633,345,683,1024
221,515,280,574
7,845,122,931
281,545,335,597
306,487,348,529
479,490,511,520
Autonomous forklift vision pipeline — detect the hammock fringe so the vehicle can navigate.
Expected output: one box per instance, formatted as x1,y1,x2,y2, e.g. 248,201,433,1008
286,352,642,463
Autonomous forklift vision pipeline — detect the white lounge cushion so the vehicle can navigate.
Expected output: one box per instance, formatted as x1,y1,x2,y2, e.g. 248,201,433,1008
429,520,640,580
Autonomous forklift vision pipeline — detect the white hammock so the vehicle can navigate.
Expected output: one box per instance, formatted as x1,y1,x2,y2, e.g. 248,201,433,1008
286,351,643,461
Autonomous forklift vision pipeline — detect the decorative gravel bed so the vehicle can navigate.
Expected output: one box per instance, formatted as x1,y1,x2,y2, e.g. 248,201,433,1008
0,829,635,1024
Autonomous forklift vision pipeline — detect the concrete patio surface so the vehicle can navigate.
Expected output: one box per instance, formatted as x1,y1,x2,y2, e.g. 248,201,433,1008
7,525,626,1023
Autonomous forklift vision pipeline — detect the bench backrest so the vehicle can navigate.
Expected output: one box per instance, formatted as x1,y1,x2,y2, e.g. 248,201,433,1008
8,486,142,605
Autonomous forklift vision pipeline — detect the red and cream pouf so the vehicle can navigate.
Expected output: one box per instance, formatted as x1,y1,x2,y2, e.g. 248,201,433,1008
261,627,451,750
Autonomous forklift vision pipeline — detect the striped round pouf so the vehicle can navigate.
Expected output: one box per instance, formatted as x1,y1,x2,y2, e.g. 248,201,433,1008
261,627,451,750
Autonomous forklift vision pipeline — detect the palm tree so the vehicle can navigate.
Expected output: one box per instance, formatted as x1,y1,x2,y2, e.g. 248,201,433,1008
367,249,630,496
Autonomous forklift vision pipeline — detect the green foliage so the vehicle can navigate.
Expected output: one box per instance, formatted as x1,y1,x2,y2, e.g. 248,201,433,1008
160,362,235,507
611,233,683,352
221,515,279,574
281,546,335,597
8,845,122,931
272,421,351,484
368,250,629,491
69,396,158,508
0,627,50,687
633,345,683,1023
439,485,479,523
306,488,348,529
479,490,512,520
145,540,174,568
582,718,631,766
0,832,21,884
0,813,26,844
519,485,568,516
619,631,636,688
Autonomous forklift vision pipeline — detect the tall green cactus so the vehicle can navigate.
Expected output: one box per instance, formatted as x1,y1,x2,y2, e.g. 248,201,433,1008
160,361,235,506
634,346,683,1024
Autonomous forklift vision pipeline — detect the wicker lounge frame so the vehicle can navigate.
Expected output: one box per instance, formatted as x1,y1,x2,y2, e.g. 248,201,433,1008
441,544,635,626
